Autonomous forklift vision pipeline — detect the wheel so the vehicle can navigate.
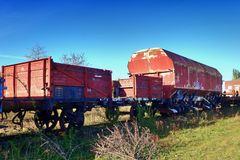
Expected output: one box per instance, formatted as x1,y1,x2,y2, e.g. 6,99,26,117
59,108,84,131
34,109,58,131
105,107,119,122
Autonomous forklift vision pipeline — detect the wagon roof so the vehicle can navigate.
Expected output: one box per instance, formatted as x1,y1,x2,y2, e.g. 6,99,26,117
130,48,222,77
162,49,221,76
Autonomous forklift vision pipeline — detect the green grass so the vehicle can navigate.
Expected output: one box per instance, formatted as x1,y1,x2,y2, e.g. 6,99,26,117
1,106,240,160
159,116,240,160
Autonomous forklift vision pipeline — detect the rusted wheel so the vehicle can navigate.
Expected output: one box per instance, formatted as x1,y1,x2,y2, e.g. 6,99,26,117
34,109,58,131
59,108,84,131
105,107,119,122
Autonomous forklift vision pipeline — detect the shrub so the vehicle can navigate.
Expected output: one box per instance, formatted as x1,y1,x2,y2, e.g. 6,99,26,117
93,121,159,160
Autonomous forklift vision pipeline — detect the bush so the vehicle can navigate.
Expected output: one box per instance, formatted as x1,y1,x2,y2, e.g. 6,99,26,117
93,121,159,160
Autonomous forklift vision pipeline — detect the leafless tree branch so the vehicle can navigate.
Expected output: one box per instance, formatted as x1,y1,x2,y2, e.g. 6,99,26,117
61,53,87,66
25,44,47,60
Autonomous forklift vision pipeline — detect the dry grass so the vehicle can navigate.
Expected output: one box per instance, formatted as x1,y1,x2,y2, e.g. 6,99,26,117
1,105,240,160
0,106,132,137
93,121,159,160
0,112,37,136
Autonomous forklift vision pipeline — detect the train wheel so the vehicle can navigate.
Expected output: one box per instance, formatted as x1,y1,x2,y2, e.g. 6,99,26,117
59,108,84,131
34,109,58,131
105,107,119,122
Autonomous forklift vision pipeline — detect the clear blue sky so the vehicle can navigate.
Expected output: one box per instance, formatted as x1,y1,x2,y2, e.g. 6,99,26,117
0,0,239,80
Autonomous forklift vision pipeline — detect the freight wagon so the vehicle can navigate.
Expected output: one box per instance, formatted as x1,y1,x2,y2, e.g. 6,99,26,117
112,75,164,119
113,75,163,99
0,57,112,131
0,48,235,132
128,48,223,112
0,57,164,131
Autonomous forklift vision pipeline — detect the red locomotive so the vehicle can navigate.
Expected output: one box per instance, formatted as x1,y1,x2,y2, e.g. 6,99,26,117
0,48,227,131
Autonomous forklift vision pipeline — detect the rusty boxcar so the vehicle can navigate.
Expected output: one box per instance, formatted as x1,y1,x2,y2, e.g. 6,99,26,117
128,48,222,97
1,57,112,130
128,48,222,113
0,48,227,131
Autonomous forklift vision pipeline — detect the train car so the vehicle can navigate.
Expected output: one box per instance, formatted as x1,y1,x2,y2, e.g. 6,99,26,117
0,57,112,131
0,48,227,131
128,48,222,112
111,75,164,119
113,75,163,99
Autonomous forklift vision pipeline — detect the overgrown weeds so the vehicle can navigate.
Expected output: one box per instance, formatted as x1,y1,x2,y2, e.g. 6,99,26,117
0,129,95,160
93,121,159,160
1,104,240,159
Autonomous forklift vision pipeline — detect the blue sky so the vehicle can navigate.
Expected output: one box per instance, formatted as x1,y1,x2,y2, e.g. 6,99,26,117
0,0,239,80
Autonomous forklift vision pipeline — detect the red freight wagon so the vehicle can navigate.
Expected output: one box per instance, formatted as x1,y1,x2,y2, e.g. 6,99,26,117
1,57,112,130
128,48,222,99
2,57,112,100
113,75,163,99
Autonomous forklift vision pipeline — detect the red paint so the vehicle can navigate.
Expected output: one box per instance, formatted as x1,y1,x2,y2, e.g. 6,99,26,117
128,48,222,98
2,57,112,99
114,75,163,99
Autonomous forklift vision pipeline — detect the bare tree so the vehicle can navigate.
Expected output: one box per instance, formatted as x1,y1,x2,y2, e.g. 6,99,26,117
61,53,87,66
25,44,47,60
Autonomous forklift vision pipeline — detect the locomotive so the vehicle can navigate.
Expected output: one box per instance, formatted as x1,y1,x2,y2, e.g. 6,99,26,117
0,48,228,131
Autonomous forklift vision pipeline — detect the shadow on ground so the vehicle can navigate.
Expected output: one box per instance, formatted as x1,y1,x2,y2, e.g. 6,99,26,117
0,105,239,159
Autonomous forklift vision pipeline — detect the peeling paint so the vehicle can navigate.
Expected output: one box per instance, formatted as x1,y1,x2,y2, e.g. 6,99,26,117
131,53,137,58
94,75,102,78
160,51,167,56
